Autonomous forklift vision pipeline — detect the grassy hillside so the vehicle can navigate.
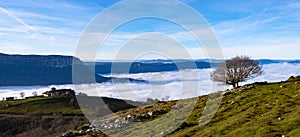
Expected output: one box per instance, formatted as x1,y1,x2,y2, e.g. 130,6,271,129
170,78,300,137
1,76,299,137
0,97,82,115
0,96,145,116
78,76,300,137
0,96,146,137
0,115,87,137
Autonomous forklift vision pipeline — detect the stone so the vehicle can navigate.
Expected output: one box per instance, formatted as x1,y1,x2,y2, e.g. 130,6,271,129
147,111,153,116
115,118,120,123
78,130,85,134
127,114,134,119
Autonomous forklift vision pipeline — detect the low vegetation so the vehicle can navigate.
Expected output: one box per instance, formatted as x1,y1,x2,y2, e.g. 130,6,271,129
75,76,300,137
0,95,146,137
0,97,82,115
1,76,299,137
0,115,86,137
169,77,300,137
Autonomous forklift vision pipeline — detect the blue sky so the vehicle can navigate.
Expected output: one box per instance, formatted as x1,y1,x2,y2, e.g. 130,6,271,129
0,0,300,60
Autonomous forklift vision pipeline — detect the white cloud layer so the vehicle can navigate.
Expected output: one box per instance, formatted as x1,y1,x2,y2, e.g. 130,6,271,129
0,63,300,101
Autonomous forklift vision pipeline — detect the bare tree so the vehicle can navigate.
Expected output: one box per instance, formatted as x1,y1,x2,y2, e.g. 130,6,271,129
20,92,25,99
211,55,263,88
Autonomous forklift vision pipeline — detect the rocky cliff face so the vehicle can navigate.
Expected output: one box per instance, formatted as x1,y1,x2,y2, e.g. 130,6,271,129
0,53,109,86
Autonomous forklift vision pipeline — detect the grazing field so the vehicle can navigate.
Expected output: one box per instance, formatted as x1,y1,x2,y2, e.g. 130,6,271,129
0,96,145,137
1,77,299,136
76,76,300,137
0,97,82,115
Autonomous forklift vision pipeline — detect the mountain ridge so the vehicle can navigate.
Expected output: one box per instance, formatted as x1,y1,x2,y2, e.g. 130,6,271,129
0,53,108,86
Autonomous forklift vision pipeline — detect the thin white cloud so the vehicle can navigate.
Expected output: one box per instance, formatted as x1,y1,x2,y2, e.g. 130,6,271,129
90,0,107,10
9,9,67,22
0,0,299,60
0,26,31,33
222,43,300,59
0,7,36,35
254,7,268,25
0,42,31,53
0,0,88,11
31,25,80,37
287,2,300,9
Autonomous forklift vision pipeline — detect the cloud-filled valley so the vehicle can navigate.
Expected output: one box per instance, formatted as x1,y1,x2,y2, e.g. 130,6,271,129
0,63,300,101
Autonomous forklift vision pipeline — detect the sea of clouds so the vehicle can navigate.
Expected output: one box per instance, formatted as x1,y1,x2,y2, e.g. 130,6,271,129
0,63,300,101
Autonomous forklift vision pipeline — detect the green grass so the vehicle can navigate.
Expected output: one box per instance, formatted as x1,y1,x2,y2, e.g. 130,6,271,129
169,79,300,137
0,97,46,109
0,97,83,115
0,96,145,136
0,96,145,116
85,77,300,137
2,77,300,136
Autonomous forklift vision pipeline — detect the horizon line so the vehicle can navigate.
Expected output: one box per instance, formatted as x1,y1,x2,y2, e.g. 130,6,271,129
1,52,299,61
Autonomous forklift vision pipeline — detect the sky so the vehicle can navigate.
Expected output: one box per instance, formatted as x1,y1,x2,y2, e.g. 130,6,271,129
0,0,300,60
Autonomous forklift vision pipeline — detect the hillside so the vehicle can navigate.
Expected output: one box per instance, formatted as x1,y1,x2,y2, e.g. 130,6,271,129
73,76,300,137
0,96,145,116
1,77,299,136
0,96,146,137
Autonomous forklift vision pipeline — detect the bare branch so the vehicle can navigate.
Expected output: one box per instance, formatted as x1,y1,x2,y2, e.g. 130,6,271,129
211,55,263,88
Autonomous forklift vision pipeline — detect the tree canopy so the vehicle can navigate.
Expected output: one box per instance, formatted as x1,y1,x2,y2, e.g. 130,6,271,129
211,55,263,88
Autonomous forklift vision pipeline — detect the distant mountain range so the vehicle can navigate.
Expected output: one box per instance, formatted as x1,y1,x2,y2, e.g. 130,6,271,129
0,53,143,86
0,53,110,86
86,59,299,74
86,61,219,74
0,52,299,86
93,59,299,64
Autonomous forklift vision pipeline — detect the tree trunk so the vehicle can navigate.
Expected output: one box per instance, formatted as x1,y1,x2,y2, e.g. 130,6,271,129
232,83,236,88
